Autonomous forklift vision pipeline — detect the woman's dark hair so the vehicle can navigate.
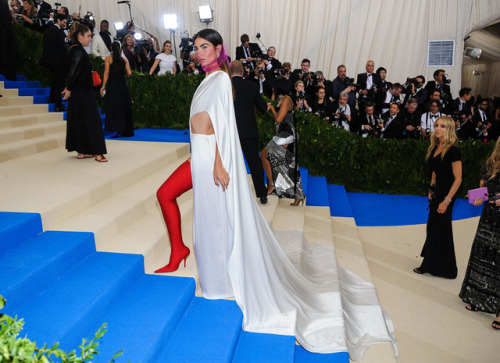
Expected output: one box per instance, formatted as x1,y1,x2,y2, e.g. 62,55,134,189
70,23,90,44
193,29,230,75
111,41,121,64
273,78,291,98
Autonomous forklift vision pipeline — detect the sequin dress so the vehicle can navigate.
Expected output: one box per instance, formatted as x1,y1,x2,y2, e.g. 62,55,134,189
459,167,500,314
266,109,305,199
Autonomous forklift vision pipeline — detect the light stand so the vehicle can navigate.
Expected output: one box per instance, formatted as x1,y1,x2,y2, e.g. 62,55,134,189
117,1,155,40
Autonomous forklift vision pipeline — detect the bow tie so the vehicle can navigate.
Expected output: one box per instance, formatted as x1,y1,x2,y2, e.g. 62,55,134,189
430,114,438,119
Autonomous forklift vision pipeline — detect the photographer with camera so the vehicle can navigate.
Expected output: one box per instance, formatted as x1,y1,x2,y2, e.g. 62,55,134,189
374,67,391,108
425,69,452,108
92,20,114,59
235,33,261,70
357,60,381,109
352,102,382,137
450,87,473,117
311,86,334,122
402,75,428,111
14,0,41,31
9,0,21,21
472,98,496,141
248,60,271,97
34,0,52,31
400,98,422,138
421,100,446,138
379,83,403,114
332,93,352,131
331,65,357,110
261,46,281,77
292,80,312,113
291,59,315,96
380,102,405,139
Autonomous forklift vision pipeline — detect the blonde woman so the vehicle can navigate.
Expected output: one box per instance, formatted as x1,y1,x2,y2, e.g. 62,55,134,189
460,137,500,330
149,40,177,75
414,116,462,278
121,34,140,71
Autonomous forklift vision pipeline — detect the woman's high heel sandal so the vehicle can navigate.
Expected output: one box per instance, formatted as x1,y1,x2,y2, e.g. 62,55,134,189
290,198,305,206
267,182,276,195
154,247,190,273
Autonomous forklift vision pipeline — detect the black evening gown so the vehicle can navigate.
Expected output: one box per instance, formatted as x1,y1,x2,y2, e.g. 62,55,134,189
65,43,107,155
104,57,134,137
419,145,461,279
459,168,500,313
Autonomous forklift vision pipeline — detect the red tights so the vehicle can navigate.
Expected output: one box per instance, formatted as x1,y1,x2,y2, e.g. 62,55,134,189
155,159,192,273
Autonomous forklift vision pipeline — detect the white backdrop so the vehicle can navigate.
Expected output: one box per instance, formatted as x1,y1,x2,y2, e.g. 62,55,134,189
57,0,500,96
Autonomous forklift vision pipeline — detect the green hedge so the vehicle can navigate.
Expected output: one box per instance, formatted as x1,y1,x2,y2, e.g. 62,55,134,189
12,23,495,196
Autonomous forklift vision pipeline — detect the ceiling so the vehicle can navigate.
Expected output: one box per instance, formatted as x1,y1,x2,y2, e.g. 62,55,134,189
463,20,500,66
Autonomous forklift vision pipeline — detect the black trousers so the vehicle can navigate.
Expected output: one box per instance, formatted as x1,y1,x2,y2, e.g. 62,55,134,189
240,138,267,198
48,65,66,107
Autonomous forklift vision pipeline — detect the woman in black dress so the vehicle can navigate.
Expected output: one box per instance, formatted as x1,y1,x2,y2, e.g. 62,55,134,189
100,41,134,138
459,137,500,329
311,86,333,122
62,23,107,162
260,78,305,206
414,116,462,278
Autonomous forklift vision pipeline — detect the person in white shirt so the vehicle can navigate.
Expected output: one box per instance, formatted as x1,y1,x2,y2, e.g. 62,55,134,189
149,40,177,75
421,100,445,137
92,20,113,59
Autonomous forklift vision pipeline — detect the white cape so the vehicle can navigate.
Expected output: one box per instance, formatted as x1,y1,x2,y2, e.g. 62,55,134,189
189,70,397,360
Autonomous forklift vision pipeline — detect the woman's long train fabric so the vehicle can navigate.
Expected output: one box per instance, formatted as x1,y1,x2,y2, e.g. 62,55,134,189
189,71,397,360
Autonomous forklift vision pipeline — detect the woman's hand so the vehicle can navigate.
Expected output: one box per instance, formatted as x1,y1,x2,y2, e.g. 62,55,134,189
437,201,448,214
100,88,105,97
61,88,71,100
473,197,484,206
214,164,230,191
428,191,433,200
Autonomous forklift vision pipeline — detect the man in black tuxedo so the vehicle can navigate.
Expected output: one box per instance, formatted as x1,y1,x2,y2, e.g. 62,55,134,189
290,58,315,96
40,13,67,111
472,98,498,141
381,103,405,139
235,34,261,70
230,60,269,204
34,0,52,30
356,60,382,109
402,75,428,112
261,46,281,78
352,102,381,137
449,87,472,116
248,60,273,98
425,69,452,106
400,98,422,138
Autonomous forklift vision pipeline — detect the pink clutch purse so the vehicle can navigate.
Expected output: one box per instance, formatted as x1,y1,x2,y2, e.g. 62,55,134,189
468,187,488,204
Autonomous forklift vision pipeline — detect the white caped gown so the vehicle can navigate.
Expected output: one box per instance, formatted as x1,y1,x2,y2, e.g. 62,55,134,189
189,70,397,360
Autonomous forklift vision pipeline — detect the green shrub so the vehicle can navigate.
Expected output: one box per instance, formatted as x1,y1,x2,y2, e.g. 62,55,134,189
0,295,122,362
13,24,496,196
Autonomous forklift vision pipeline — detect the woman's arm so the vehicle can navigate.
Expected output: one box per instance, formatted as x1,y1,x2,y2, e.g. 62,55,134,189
269,96,292,123
100,57,110,96
149,59,160,75
123,57,132,77
213,143,229,191
437,161,462,213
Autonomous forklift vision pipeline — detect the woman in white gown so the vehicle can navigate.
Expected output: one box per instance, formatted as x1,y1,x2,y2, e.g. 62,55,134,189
163,29,397,360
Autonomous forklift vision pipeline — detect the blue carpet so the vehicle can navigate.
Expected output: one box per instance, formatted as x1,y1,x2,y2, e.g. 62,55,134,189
347,193,483,227
104,128,190,143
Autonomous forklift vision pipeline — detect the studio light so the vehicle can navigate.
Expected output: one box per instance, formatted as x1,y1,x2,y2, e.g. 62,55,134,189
464,47,482,59
114,22,124,31
163,14,178,29
134,33,142,40
198,5,213,24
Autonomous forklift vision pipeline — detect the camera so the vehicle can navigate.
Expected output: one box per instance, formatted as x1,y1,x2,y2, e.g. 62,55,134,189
442,74,451,85
257,68,265,75
345,77,360,89
332,111,348,128
297,90,305,101
273,67,289,77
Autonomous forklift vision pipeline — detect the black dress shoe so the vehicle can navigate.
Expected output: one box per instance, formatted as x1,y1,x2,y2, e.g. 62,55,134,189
260,195,268,204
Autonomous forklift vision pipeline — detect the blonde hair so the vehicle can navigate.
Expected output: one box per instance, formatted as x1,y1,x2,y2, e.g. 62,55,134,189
426,116,458,160
484,137,500,180
122,34,136,48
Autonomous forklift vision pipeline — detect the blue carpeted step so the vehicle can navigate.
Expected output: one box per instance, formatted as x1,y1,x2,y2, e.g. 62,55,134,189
88,275,196,362
300,167,309,195
0,231,95,310
3,80,41,89
18,88,50,96
294,346,349,362
232,331,296,362
306,176,329,207
157,298,243,362
327,185,354,218
33,95,49,104
1,74,27,82
0,211,42,254
10,251,144,350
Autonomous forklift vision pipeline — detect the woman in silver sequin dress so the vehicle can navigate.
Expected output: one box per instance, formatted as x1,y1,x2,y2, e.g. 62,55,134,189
459,137,500,330
260,79,305,206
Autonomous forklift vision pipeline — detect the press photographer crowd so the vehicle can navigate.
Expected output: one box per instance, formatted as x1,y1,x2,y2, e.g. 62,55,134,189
2,0,500,144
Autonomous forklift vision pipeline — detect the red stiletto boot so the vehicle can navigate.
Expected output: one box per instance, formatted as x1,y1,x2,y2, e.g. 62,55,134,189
154,159,193,274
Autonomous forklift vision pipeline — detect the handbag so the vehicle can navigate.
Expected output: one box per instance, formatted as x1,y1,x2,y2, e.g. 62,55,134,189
92,71,102,87
468,187,488,204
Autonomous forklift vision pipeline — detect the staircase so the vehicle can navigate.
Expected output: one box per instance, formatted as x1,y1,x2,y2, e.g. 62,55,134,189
0,77,395,362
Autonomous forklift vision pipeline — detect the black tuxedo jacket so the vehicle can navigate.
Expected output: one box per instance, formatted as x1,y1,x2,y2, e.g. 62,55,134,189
424,81,452,100
383,114,405,139
235,43,262,61
356,72,382,93
450,98,472,116
231,76,268,140
403,87,428,110
40,24,67,67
